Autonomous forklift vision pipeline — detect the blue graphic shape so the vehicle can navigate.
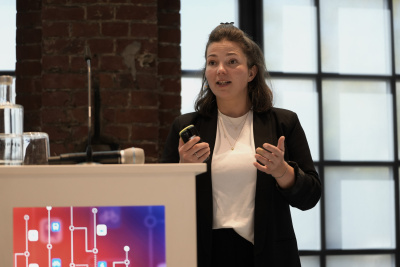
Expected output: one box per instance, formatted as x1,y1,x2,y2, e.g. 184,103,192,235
52,258,61,267
51,221,61,232
98,261,107,267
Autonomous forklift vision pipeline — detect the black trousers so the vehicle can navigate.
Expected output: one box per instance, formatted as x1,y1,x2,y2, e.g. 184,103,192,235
211,228,255,267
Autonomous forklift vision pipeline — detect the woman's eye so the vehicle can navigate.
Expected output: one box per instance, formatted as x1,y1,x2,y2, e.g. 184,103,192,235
229,59,238,64
207,61,216,66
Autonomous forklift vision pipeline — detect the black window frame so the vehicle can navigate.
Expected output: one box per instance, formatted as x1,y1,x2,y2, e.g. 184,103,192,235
182,0,400,266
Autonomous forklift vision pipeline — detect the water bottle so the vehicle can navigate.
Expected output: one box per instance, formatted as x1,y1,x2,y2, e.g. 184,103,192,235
0,75,24,165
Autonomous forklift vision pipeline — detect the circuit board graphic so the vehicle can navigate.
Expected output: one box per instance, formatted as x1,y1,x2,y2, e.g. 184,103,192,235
13,206,166,267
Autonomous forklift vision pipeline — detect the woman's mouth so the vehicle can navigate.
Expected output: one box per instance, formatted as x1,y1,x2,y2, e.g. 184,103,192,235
216,81,231,85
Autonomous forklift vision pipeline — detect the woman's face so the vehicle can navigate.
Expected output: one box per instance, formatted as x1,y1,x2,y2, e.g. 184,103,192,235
205,40,257,105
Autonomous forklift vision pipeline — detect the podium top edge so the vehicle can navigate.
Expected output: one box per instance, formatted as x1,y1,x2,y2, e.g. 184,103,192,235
0,163,207,176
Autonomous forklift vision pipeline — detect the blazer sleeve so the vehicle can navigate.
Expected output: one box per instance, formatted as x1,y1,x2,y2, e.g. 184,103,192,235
160,112,199,163
275,110,321,211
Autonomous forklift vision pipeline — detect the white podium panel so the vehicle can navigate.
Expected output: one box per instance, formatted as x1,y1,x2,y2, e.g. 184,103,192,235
0,163,206,267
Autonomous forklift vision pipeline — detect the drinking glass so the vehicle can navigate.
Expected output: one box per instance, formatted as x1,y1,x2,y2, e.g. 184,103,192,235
23,132,50,165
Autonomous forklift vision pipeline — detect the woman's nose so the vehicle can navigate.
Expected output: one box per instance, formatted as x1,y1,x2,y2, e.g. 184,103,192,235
217,63,226,75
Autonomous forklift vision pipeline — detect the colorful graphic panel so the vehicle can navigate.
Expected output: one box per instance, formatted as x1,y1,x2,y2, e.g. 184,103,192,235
13,206,166,267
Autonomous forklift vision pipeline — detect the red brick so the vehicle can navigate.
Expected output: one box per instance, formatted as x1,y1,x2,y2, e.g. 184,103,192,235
18,94,42,110
100,56,124,71
43,0,68,4
41,125,71,142
23,111,42,132
104,125,129,140
16,77,42,94
16,44,41,61
71,22,100,37
159,94,180,109
71,125,89,140
131,23,157,38
117,73,136,89
15,61,42,76
159,110,180,126
42,22,69,37
41,108,69,124
16,12,42,27
102,22,129,37
70,56,88,72
87,5,115,20
42,6,84,21
16,0,42,12
131,125,158,140
131,91,158,106
16,28,42,44
158,44,180,59
158,0,180,11
158,12,180,27
71,107,88,124
98,73,115,89
158,61,180,76
42,91,70,106
160,78,181,92
71,90,88,107
115,108,158,123
43,39,84,56
116,5,157,21
101,90,130,106
159,27,180,43
88,39,114,54
42,73,86,89
103,108,116,122
116,39,140,54
135,74,158,90
69,0,98,4
42,55,69,72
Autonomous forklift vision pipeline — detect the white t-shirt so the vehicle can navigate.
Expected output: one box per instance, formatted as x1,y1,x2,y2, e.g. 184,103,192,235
212,110,257,243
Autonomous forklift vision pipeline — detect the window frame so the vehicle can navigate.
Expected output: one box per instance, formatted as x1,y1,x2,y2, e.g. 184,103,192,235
181,0,400,266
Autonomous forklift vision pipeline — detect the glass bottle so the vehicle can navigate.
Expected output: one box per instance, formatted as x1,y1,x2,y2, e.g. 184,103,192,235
0,75,24,165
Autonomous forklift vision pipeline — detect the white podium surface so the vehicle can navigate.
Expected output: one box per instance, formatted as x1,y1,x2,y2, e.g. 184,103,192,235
0,163,206,267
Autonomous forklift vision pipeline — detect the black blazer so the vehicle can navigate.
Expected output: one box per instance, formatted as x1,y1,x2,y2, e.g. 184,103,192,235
161,107,321,267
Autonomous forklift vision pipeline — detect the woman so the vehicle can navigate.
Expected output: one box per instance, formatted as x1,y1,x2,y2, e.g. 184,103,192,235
161,23,321,267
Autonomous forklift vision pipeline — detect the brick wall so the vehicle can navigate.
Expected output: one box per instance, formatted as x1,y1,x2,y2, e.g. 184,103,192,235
16,0,181,163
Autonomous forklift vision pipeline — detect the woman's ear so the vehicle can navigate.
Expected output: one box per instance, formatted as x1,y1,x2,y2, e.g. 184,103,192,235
248,65,258,82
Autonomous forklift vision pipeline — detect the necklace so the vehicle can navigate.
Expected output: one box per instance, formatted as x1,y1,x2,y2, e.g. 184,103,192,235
218,111,249,150
225,113,248,130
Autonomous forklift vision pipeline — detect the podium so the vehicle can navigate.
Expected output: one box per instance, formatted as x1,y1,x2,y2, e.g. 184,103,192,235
0,163,206,267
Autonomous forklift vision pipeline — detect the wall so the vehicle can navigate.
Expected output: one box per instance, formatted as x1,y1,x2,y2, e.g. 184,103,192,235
15,0,181,163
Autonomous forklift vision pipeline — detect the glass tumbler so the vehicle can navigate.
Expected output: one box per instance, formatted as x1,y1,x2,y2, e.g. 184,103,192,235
23,132,50,165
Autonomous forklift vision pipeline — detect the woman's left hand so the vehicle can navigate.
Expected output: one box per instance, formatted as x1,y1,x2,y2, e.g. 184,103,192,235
254,136,288,178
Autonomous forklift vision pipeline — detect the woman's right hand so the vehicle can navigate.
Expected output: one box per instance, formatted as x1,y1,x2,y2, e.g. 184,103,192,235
178,136,210,163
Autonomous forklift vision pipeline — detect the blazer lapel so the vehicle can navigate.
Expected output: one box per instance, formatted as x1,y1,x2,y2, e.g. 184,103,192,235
253,110,277,254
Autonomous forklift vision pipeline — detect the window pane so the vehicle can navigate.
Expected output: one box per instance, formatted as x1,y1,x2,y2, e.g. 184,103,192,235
325,167,395,249
181,0,238,70
397,82,400,158
271,78,319,161
263,0,317,73
393,0,400,74
0,0,16,70
320,0,391,75
327,255,395,267
300,256,320,267
181,77,201,114
291,202,321,250
322,80,393,161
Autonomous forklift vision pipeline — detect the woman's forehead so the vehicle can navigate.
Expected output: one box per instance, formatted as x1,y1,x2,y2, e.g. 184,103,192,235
206,40,245,56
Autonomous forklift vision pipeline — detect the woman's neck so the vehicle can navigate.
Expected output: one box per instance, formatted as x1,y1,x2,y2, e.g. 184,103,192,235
217,99,251,118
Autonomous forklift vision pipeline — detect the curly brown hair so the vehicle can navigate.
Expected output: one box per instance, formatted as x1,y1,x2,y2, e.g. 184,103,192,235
194,23,273,116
